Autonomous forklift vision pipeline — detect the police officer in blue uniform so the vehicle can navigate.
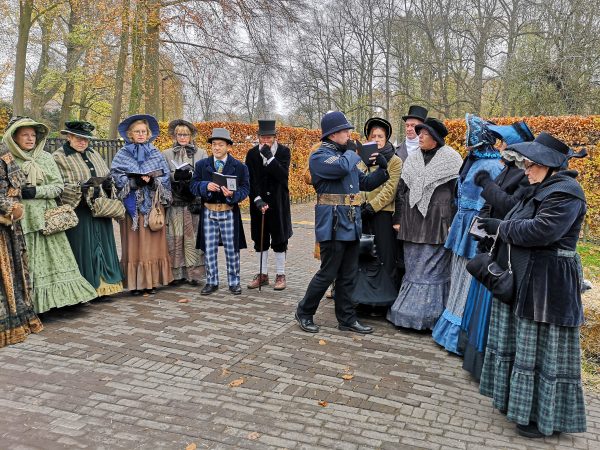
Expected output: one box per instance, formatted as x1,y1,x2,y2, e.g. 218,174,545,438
295,111,390,334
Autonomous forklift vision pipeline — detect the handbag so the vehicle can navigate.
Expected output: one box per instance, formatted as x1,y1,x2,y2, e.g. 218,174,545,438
86,185,125,221
188,199,202,215
42,200,79,235
148,191,165,231
466,232,515,304
359,234,377,258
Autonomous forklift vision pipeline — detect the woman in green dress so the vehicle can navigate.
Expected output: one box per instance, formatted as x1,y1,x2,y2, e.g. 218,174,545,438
53,121,124,297
0,143,43,346
4,117,97,313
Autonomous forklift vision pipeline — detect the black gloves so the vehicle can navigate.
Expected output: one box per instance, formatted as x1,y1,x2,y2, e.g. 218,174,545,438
361,203,375,219
346,140,358,152
477,217,501,235
21,186,36,199
474,170,492,188
137,175,150,187
254,198,268,210
477,236,495,253
375,153,388,170
260,144,273,159
102,177,113,191
174,169,193,181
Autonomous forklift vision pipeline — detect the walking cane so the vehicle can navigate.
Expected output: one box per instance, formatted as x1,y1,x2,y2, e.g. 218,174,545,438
259,210,266,292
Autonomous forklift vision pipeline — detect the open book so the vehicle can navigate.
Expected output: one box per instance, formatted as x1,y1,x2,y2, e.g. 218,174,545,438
126,169,164,178
212,172,238,191
171,160,194,171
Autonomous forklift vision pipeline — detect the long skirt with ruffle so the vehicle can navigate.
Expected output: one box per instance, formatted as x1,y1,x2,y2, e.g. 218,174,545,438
0,223,43,346
387,242,451,330
480,298,587,436
432,253,472,354
166,205,205,283
120,215,173,290
24,229,97,313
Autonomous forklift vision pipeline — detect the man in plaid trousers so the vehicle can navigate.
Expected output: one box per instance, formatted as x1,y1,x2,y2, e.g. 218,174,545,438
190,128,250,295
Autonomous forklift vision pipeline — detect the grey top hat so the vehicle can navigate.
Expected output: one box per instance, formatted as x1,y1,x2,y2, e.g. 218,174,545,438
207,128,233,145
257,119,277,136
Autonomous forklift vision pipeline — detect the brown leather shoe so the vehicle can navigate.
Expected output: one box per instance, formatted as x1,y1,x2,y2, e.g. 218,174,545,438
247,273,269,289
274,274,286,290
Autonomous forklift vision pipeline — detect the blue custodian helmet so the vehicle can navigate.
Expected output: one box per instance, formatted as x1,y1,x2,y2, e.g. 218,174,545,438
320,111,354,140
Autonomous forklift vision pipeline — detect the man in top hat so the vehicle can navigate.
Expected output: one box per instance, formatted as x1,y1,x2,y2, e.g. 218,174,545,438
190,128,250,295
295,111,390,335
245,119,293,291
396,105,428,162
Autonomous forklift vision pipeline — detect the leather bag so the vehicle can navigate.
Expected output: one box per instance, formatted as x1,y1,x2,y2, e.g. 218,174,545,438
148,191,165,231
466,232,515,304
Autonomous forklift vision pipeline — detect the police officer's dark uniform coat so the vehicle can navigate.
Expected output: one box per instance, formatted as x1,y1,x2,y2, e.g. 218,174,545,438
245,143,293,247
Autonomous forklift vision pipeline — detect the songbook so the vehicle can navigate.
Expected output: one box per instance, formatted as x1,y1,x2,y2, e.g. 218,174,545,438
469,216,493,239
126,169,164,178
212,172,238,191
171,160,194,171
359,141,379,166
84,176,109,186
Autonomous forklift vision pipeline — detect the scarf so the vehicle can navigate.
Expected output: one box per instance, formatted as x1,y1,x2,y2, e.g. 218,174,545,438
405,136,420,157
110,141,172,230
401,144,463,217
3,118,49,186
379,142,395,161
173,143,197,160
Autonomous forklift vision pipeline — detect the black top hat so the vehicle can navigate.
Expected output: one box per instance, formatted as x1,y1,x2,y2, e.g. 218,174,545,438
168,119,197,137
257,119,277,136
61,121,95,139
507,131,576,169
415,118,448,147
402,105,428,122
364,117,392,141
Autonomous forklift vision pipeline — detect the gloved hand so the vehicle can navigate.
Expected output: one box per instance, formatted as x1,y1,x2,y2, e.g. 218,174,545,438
260,144,273,159
375,153,388,170
474,170,492,188
477,236,495,253
137,175,150,187
21,186,36,199
361,203,375,216
129,178,139,190
92,186,101,199
477,217,502,235
254,198,268,211
174,169,193,181
345,140,358,152
102,177,113,191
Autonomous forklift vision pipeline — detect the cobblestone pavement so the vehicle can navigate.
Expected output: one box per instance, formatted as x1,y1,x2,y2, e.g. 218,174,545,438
1,203,599,449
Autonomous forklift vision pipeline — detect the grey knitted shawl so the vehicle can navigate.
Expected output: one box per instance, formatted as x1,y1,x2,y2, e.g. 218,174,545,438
401,144,463,216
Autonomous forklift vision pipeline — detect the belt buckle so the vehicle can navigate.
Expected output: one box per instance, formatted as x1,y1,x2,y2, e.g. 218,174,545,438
348,194,355,206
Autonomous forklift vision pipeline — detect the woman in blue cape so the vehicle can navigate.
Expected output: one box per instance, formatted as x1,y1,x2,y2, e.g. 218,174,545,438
110,114,173,295
432,114,503,354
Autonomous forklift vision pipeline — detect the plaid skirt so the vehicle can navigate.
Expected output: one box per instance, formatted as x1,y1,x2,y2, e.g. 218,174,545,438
480,298,587,435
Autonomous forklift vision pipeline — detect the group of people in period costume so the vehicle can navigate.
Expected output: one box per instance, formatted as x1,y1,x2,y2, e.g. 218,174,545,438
0,114,292,345
296,108,589,439
0,106,590,439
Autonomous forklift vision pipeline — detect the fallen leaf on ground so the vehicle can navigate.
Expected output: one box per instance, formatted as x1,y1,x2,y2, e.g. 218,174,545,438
229,377,244,387
247,431,260,440
318,400,329,407
352,336,361,341
100,376,112,381
374,384,380,389
318,339,326,345
177,298,190,303
185,444,197,450
341,374,354,380
143,293,149,297
221,368,231,377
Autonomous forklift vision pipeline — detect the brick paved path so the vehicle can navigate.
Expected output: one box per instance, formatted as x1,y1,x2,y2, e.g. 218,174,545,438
1,203,599,449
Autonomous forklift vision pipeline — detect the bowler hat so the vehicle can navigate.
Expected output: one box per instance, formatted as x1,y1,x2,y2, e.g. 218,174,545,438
415,118,448,147
168,119,197,137
257,119,277,136
402,105,428,122
507,131,574,169
61,121,95,139
364,117,392,141
207,128,233,145
118,114,160,143
321,111,354,139
488,121,534,145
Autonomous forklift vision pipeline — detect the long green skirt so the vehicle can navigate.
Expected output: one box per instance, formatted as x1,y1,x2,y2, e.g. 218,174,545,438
24,228,98,314
480,298,587,435
65,205,123,296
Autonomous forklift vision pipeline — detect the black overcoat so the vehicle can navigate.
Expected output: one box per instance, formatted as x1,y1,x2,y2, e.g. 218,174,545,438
245,144,293,245
497,170,586,327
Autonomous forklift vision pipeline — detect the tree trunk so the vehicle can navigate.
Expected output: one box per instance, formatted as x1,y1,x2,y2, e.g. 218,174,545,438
143,0,160,117
30,15,54,118
109,0,130,138
13,0,34,116
128,0,146,114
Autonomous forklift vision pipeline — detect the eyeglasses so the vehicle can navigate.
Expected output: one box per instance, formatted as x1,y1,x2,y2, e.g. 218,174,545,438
176,134,191,138
132,130,148,135
523,160,539,171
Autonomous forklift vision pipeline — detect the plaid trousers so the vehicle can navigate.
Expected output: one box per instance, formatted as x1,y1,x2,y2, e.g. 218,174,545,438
203,208,240,286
